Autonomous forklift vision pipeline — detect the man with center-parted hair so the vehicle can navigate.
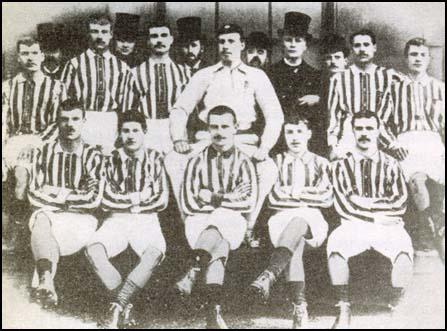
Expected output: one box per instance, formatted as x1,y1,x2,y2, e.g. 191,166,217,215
328,111,412,329
85,110,169,329
61,13,134,113
175,105,258,328
21,98,103,308
249,112,333,328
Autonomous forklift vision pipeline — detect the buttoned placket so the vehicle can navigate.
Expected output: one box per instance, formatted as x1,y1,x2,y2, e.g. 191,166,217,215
96,54,105,111
21,79,35,134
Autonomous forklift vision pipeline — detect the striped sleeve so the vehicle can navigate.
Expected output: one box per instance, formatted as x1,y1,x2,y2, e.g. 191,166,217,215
61,59,77,100
139,152,169,213
220,156,258,212
298,158,333,208
65,148,104,211
327,73,343,147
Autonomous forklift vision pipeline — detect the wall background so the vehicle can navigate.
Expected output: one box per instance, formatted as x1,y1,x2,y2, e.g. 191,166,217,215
2,2,445,79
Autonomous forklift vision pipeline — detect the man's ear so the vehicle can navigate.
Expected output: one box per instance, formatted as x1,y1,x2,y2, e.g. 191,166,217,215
241,41,246,51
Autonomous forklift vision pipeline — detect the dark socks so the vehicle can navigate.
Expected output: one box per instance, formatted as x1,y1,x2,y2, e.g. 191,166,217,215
290,281,306,305
116,279,139,307
268,247,293,278
36,259,52,278
192,249,212,271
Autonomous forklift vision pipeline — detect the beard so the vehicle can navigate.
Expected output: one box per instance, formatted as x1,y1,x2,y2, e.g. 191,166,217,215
249,56,263,68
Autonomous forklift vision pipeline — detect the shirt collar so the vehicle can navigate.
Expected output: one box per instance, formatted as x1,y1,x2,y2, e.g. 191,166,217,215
86,48,112,60
16,71,46,84
208,144,236,159
118,148,146,163
213,60,248,74
350,63,378,75
283,57,303,68
351,148,380,163
148,56,173,66
408,73,432,86
284,150,313,164
54,141,84,156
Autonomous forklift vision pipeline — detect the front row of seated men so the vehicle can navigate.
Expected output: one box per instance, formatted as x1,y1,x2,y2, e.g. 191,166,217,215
18,98,414,329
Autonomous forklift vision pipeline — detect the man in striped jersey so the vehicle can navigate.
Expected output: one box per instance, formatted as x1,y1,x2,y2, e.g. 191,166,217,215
61,14,133,153
2,37,66,250
381,38,445,256
85,110,168,329
327,29,402,160
166,23,283,235
175,106,257,329
129,21,189,154
249,113,332,328
328,111,413,329
21,99,103,308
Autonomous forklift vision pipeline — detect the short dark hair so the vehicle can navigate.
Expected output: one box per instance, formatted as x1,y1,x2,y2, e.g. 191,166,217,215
284,112,311,129
351,111,380,127
350,29,376,45
58,99,85,118
207,105,237,124
404,37,428,56
148,22,172,35
87,14,113,28
16,37,40,52
118,110,147,132
281,32,312,44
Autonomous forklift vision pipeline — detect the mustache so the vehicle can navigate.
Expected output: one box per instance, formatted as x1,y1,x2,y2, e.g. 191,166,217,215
359,136,371,142
249,56,262,64
213,134,224,140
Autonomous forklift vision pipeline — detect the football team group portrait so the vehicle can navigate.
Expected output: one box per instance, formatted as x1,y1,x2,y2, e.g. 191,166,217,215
1,2,445,329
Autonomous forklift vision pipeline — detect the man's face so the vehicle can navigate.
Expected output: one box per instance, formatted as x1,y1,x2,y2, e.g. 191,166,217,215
58,108,85,141
282,34,307,59
406,44,430,74
323,51,347,74
88,23,112,51
284,122,311,154
246,47,268,68
120,122,145,153
352,35,376,65
18,43,44,72
353,117,379,151
148,27,173,55
218,33,244,63
180,40,203,65
208,113,237,149
115,39,136,56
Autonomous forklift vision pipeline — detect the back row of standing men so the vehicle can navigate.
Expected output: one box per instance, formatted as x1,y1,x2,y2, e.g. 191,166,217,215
2,10,445,329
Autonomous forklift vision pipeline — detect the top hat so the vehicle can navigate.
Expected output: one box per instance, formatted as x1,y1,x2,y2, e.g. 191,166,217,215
114,13,140,41
278,12,312,39
37,23,65,51
177,16,204,43
319,33,349,56
217,23,244,39
246,31,271,50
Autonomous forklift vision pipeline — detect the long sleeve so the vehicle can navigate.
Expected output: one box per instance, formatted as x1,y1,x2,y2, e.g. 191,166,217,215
61,59,77,100
298,160,333,208
182,155,209,214
138,156,169,213
253,71,284,151
170,71,208,142
327,74,343,147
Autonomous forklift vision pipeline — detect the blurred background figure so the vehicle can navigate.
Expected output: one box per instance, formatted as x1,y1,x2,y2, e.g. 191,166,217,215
113,12,142,68
245,31,271,71
37,23,66,80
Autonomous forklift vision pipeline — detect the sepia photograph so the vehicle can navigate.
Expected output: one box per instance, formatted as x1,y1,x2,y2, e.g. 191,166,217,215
2,2,445,329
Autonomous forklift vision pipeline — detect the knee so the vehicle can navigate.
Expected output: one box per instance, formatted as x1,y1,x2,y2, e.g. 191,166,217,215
85,242,107,261
290,217,309,235
409,173,428,193
393,252,413,267
140,245,164,265
328,252,347,264
33,212,51,230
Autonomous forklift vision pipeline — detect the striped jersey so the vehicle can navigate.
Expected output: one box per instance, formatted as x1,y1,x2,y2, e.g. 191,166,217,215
2,72,66,138
28,139,103,211
129,58,189,119
102,148,168,213
181,145,257,215
331,150,408,223
327,64,402,147
61,49,133,112
269,151,333,209
380,74,445,139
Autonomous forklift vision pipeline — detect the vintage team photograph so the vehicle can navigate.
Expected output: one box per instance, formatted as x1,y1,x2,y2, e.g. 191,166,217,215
2,2,445,329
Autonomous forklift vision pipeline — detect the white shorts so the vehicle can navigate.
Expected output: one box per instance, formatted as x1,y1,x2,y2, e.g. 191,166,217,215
185,208,247,250
327,219,414,262
88,213,166,258
4,134,43,170
268,208,329,248
397,131,445,184
29,209,98,256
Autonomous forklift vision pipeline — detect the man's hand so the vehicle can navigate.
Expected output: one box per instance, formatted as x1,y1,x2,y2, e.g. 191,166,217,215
80,177,98,191
252,146,269,162
17,144,34,164
388,142,409,161
298,95,320,107
174,140,191,154
225,182,251,202
198,189,213,204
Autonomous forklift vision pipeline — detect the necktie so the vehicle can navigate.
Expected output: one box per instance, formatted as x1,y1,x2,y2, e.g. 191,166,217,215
21,79,34,133
96,54,105,111
156,63,168,119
